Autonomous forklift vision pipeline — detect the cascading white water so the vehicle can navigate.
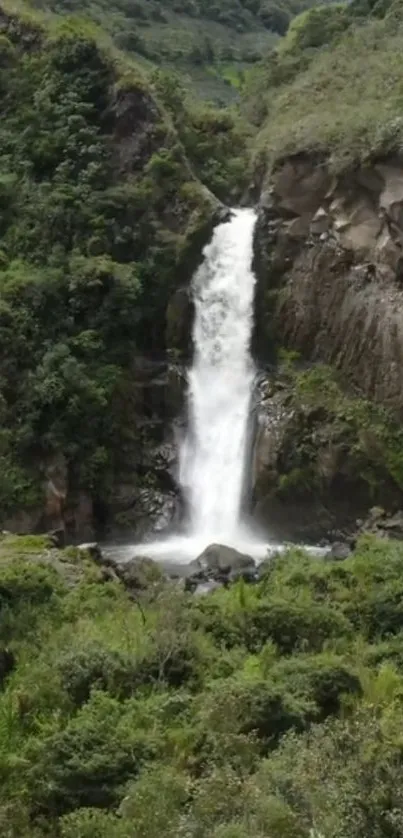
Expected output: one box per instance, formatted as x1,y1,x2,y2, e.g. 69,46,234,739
109,207,273,563
179,208,257,542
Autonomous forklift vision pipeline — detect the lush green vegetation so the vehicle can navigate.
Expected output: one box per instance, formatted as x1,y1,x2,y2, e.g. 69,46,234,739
151,68,249,200
0,5,228,522
2,532,403,835
26,0,331,102
269,361,403,504
245,0,403,172
1,0,403,834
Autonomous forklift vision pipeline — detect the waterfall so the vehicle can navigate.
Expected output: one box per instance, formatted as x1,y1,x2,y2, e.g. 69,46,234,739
179,208,257,542
116,207,270,563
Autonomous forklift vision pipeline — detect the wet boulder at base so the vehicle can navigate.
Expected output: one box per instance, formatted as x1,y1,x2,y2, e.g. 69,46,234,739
186,543,257,589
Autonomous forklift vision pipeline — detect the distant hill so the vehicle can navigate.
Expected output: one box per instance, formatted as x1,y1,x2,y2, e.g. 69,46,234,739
30,0,328,102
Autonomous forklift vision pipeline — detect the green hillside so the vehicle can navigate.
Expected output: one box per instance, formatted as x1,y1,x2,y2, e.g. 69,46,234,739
245,0,403,174
0,2,236,521
27,0,328,101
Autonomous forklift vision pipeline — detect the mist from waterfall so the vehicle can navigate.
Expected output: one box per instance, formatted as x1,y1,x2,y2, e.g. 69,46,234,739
179,208,257,542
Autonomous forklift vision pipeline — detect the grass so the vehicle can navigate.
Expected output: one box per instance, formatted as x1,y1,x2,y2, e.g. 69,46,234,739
254,12,403,172
0,534,51,558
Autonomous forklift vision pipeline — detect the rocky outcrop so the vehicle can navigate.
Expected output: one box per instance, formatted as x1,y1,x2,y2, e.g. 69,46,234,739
250,382,360,541
356,506,403,541
250,365,403,541
254,154,403,415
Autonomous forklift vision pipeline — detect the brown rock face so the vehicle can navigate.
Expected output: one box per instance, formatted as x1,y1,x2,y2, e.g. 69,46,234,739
254,154,403,415
107,86,161,175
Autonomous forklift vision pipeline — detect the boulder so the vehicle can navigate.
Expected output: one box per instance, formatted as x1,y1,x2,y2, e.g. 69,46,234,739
187,543,257,588
197,543,255,573
326,541,352,561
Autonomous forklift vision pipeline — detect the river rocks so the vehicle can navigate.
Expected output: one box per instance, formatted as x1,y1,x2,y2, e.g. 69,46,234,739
326,541,352,561
356,506,403,541
90,543,258,596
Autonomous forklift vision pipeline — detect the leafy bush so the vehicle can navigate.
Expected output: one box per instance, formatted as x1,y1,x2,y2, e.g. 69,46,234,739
270,653,362,717
0,558,61,611
26,692,156,815
193,588,352,653
57,646,141,706
198,675,313,747
280,3,351,54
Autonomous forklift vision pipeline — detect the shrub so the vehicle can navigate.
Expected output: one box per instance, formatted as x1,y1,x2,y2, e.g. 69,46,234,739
257,706,403,838
26,692,156,815
0,559,61,611
198,675,314,748
57,646,141,706
242,598,352,654
270,654,362,718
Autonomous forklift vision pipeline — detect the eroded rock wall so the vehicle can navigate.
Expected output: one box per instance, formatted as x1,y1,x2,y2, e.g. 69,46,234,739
250,155,403,537
254,155,403,415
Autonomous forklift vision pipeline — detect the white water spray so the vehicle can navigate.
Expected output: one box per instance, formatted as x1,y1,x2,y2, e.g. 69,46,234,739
179,208,257,542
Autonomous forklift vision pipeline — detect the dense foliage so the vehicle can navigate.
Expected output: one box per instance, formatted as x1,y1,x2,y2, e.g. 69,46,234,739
2,533,403,835
0,6,224,521
271,361,403,504
151,68,248,200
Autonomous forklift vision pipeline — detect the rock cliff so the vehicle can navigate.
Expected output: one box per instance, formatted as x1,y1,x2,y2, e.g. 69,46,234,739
254,154,403,414
252,154,403,538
